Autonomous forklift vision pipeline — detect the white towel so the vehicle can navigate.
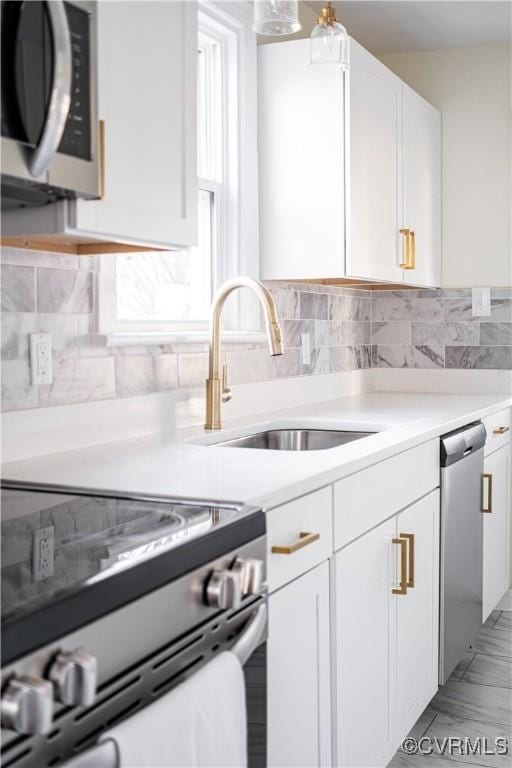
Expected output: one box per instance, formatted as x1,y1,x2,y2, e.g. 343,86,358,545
102,651,247,768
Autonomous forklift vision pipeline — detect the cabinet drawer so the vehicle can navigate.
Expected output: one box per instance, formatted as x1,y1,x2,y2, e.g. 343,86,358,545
334,440,439,550
267,487,332,592
483,408,512,456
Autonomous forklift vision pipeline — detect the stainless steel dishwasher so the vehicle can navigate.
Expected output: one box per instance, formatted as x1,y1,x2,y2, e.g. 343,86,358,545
439,421,487,684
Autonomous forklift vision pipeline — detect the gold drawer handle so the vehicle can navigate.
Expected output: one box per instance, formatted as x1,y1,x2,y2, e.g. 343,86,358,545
482,473,493,513
392,532,415,594
392,537,408,595
400,532,415,588
271,531,320,555
493,426,510,435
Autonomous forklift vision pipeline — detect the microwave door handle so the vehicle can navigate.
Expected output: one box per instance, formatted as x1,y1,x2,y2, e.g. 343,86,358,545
28,0,72,178
231,603,267,665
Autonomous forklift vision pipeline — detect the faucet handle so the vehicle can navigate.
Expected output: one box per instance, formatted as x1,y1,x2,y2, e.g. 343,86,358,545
222,364,232,403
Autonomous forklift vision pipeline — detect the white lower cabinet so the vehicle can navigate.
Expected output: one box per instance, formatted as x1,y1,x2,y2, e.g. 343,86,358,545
395,494,440,735
483,442,511,620
333,515,397,767
333,491,439,767
267,562,331,768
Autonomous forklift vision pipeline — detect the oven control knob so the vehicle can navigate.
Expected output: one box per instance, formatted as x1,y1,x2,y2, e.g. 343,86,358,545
48,650,97,707
232,558,264,595
0,675,53,735
205,569,242,610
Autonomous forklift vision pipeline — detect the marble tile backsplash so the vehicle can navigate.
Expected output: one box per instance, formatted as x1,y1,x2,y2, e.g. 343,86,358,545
1,247,511,412
1,248,373,411
370,290,512,371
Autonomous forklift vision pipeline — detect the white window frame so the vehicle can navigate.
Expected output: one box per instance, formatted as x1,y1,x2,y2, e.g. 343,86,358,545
99,0,261,346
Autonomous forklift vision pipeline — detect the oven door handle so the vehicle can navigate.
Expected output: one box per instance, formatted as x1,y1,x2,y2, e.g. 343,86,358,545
232,603,267,665
28,0,72,178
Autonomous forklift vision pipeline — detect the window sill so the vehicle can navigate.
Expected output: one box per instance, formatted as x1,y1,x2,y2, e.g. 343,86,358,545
103,330,267,348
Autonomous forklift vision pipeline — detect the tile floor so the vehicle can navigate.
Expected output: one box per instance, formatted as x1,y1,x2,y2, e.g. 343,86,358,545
389,610,512,767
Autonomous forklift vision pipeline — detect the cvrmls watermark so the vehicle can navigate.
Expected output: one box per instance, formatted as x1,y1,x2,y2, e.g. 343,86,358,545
400,736,509,757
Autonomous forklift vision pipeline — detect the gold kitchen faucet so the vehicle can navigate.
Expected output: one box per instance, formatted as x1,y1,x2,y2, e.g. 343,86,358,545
205,277,284,430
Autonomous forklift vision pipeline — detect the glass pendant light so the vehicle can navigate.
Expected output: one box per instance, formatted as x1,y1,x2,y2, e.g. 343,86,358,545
310,1,349,71
253,1,301,36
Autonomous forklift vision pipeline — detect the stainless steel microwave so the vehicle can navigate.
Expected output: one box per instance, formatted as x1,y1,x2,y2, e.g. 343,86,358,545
1,0,99,210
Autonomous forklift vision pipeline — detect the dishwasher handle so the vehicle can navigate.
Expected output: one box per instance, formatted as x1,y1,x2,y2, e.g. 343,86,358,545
440,422,487,467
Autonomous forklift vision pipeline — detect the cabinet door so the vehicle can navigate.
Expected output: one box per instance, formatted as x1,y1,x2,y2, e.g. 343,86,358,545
395,492,440,738
402,85,442,287
483,444,511,620
346,39,403,283
267,562,331,768
334,517,397,768
73,0,197,249
258,38,345,281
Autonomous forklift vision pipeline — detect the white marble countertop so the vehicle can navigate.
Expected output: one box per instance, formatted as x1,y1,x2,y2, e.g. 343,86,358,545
2,392,511,511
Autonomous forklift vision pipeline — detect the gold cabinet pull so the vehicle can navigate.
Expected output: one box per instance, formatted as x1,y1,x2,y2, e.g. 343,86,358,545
271,531,320,555
400,229,416,270
399,228,411,269
493,426,510,435
400,532,415,588
409,230,416,269
392,537,408,594
482,473,493,513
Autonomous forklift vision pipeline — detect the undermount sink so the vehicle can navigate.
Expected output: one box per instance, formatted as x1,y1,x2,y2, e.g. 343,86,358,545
212,428,376,451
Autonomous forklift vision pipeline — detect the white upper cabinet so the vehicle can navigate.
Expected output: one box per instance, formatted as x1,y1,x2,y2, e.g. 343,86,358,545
258,37,442,287
75,0,197,249
402,85,442,287
258,39,345,281
3,1,197,251
347,39,403,283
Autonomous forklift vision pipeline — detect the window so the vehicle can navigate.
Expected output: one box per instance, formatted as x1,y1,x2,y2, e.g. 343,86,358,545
114,190,213,331
100,0,259,344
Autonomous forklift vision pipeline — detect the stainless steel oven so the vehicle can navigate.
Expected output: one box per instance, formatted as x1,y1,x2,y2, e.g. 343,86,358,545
0,483,268,768
1,0,99,209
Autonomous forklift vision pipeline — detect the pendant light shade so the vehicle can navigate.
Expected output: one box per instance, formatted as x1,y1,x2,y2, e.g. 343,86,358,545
310,2,349,71
253,1,301,36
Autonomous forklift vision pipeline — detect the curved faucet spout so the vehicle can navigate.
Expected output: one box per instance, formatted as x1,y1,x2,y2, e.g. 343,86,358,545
205,277,284,430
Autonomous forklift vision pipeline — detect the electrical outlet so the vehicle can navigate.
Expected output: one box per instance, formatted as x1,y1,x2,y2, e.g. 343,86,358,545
472,287,491,317
301,333,311,365
30,333,53,385
33,526,54,582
